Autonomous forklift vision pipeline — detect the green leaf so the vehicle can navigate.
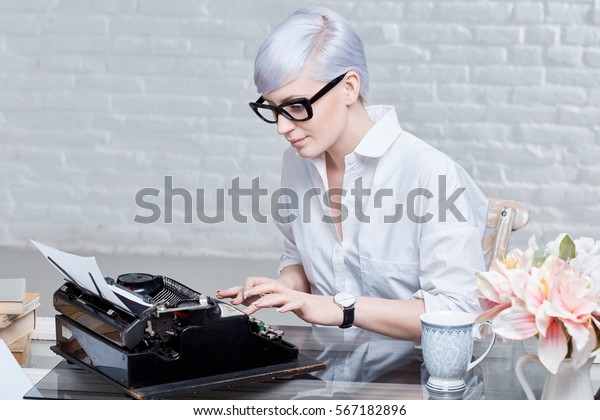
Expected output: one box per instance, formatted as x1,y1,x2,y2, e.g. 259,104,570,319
533,250,547,267
558,234,576,261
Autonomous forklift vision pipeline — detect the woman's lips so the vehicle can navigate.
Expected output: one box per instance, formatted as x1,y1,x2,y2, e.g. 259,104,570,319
289,137,307,148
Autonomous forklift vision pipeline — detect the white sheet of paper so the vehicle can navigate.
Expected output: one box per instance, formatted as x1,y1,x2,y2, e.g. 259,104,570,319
30,240,151,313
0,339,33,399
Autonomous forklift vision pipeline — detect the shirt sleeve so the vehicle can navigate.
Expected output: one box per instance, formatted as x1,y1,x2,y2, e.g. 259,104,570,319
274,219,303,274
410,162,489,314
274,148,304,275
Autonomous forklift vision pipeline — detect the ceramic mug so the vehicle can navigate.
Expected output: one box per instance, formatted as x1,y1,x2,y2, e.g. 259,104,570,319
420,310,496,396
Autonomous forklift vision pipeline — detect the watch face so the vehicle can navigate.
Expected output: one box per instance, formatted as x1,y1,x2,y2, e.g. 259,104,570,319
335,292,356,308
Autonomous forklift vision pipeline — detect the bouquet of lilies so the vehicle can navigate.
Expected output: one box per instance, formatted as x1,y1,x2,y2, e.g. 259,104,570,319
477,234,600,374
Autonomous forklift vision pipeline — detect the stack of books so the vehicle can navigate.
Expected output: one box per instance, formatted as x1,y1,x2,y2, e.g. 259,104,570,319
0,278,40,366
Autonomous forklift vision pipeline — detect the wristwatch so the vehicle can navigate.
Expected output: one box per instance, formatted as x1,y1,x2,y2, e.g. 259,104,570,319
333,292,356,329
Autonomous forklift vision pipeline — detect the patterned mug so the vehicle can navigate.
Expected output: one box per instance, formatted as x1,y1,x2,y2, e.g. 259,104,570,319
420,310,496,397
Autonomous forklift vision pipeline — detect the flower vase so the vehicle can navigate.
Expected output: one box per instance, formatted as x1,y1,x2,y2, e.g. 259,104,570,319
515,354,595,400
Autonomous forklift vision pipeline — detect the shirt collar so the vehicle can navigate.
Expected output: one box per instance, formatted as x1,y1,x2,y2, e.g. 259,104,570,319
353,105,402,158
306,105,402,168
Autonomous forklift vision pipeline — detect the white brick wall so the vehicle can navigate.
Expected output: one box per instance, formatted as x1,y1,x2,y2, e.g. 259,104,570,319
1,0,599,259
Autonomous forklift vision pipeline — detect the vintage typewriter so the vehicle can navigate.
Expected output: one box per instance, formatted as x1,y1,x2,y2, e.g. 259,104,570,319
33,240,324,399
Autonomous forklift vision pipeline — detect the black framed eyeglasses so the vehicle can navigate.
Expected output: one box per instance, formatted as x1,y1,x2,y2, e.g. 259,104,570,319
249,72,347,124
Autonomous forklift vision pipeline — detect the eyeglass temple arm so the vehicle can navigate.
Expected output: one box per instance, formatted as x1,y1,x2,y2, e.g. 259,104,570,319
309,73,347,104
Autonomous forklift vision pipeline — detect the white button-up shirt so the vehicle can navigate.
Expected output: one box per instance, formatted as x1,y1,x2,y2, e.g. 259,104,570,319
274,105,488,314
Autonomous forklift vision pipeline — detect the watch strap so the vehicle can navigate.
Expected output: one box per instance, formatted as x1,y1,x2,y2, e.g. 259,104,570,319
340,306,354,329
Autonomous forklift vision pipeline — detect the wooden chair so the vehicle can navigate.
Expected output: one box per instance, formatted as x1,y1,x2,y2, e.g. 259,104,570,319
483,197,530,268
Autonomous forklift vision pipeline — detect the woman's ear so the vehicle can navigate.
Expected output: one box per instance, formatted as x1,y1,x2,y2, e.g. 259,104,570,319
343,71,361,105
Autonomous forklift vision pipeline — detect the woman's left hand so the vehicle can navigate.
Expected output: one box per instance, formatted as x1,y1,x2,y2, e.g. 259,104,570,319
243,282,343,327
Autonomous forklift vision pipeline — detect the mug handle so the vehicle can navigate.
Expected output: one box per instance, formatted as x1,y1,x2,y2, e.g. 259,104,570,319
515,354,539,400
467,321,496,371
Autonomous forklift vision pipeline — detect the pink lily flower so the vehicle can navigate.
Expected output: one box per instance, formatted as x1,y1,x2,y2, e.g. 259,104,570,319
477,233,600,374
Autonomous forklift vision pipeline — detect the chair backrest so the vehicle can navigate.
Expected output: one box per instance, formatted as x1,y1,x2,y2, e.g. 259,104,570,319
483,197,530,268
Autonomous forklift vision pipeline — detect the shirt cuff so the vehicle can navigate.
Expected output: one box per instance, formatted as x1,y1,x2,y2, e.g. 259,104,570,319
277,258,303,275
411,289,480,315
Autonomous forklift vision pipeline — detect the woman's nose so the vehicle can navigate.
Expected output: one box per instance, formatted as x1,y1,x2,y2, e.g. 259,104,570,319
276,115,296,135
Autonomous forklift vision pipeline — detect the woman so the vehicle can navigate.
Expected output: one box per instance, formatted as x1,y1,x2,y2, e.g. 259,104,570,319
217,6,488,341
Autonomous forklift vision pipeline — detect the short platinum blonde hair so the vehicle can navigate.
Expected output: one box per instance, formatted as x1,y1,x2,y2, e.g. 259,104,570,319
253,6,369,102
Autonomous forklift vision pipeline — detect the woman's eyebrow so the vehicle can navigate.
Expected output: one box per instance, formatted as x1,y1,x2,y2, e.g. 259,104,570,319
263,96,291,106
265,93,310,106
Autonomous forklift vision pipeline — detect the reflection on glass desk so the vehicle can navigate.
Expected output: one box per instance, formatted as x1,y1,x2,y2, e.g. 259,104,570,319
23,325,600,400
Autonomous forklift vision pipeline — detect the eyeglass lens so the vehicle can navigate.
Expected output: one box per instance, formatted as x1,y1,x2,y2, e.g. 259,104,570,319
254,102,310,123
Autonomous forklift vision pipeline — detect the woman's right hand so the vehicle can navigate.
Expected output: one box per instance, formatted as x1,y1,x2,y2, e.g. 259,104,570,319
216,276,278,307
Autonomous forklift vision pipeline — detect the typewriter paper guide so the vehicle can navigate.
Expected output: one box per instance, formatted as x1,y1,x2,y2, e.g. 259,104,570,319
30,240,150,314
